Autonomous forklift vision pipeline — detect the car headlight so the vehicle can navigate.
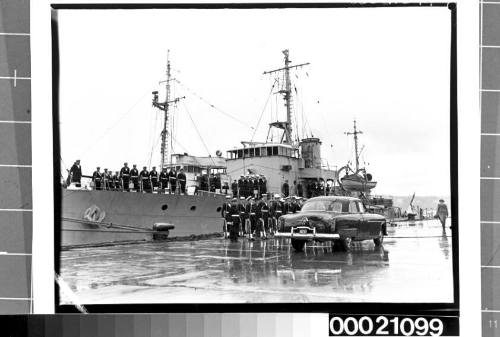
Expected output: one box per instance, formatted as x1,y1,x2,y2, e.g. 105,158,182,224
279,217,285,231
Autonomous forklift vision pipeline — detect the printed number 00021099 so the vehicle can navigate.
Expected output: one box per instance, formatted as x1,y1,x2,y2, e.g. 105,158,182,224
328,316,444,336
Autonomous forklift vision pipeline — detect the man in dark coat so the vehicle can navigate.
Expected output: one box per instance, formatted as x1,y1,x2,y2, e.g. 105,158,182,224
130,164,140,191
120,162,131,192
69,160,82,187
140,166,151,193
92,167,103,190
435,199,449,229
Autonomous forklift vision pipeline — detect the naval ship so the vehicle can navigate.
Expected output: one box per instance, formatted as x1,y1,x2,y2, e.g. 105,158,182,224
61,53,230,248
61,49,385,248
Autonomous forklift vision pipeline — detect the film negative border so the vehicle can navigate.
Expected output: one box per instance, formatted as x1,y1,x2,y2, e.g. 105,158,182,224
480,1,500,336
0,0,33,314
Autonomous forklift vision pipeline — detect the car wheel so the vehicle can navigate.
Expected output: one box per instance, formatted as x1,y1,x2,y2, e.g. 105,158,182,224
291,239,306,252
341,237,352,252
374,230,384,246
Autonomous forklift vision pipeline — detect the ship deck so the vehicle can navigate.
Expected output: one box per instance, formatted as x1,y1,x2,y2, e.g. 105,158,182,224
59,219,453,305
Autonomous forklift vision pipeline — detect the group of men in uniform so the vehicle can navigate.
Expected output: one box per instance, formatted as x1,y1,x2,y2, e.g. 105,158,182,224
69,160,187,194
231,175,267,199
220,193,304,242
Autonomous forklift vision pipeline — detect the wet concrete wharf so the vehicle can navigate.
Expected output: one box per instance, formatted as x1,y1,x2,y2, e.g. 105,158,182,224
60,219,453,304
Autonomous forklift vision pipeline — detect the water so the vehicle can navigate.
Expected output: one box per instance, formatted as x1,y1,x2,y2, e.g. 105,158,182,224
60,219,453,304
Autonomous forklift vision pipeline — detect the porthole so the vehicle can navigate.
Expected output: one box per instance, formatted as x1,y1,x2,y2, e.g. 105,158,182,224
190,206,196,211
216,206,222,212
161,204,168,211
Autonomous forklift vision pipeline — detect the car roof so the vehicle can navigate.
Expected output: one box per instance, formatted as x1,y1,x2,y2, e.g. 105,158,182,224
306,196,360,202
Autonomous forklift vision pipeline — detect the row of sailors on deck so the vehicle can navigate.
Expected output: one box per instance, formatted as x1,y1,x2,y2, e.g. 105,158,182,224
231,176,267,199
221,194,304,242
69,160,187,194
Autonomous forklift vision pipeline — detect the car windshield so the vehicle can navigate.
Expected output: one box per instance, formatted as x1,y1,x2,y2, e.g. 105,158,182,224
301,200,343,212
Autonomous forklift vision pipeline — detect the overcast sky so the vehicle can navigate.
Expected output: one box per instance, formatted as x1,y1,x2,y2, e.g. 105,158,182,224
57,6,451,196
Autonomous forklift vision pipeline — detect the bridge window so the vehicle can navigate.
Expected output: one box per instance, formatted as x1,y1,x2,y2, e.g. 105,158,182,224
237,149,243,158
261,147,267,156
255,148,260,156
272,147,278,156
249,148,254,157
267,147,273,156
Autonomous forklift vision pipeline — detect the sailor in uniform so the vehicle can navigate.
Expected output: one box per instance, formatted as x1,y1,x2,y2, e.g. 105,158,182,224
150,166,159,192
221,195,232,239
177,168,187,194
169,168,177,194
231,180,238,197
69,160,82,187
245,196,258,240
238,196,246,237
130,164,139,192
260,176,267,196
92,167,103,190
252,178,259,199
160,168,169,193
270,194,283,234
102,168,110,190
120,162,131,192
140,166,151,193
229,197,240,242
113,171,120,191
257,194,270,238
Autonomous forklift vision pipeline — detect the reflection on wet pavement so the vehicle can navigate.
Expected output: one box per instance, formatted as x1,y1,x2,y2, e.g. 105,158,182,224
60,219,453,304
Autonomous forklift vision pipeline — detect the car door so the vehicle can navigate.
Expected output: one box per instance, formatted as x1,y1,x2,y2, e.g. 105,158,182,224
339,201,362,239
353,201,371,239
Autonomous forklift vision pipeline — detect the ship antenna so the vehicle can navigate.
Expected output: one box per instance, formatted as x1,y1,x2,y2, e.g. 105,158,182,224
345,119,363,172
152,50,185,169
263,49,309,144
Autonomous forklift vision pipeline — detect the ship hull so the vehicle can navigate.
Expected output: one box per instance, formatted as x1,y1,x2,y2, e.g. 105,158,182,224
61,189,226,248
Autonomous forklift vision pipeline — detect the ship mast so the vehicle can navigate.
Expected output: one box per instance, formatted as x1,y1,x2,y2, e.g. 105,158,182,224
263,49,309,144
345,120,363,172
152,51,185,169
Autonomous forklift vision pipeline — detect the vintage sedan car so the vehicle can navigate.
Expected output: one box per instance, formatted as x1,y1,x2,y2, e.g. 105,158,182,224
274,196,387,252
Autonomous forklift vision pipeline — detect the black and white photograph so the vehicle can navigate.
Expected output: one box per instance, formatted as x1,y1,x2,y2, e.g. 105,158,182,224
54,5,456,306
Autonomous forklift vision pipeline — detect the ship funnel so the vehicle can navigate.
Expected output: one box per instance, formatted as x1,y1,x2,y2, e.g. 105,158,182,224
300,137,322,169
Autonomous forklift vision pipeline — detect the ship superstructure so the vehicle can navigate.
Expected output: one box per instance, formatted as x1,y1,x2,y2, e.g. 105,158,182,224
225,50,337,197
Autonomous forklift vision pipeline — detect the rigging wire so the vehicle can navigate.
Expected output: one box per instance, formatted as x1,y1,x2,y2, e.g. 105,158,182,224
181,101,216,166
77,90,151,157
174,79,250,128
250,78,278,143
147,134,163,168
